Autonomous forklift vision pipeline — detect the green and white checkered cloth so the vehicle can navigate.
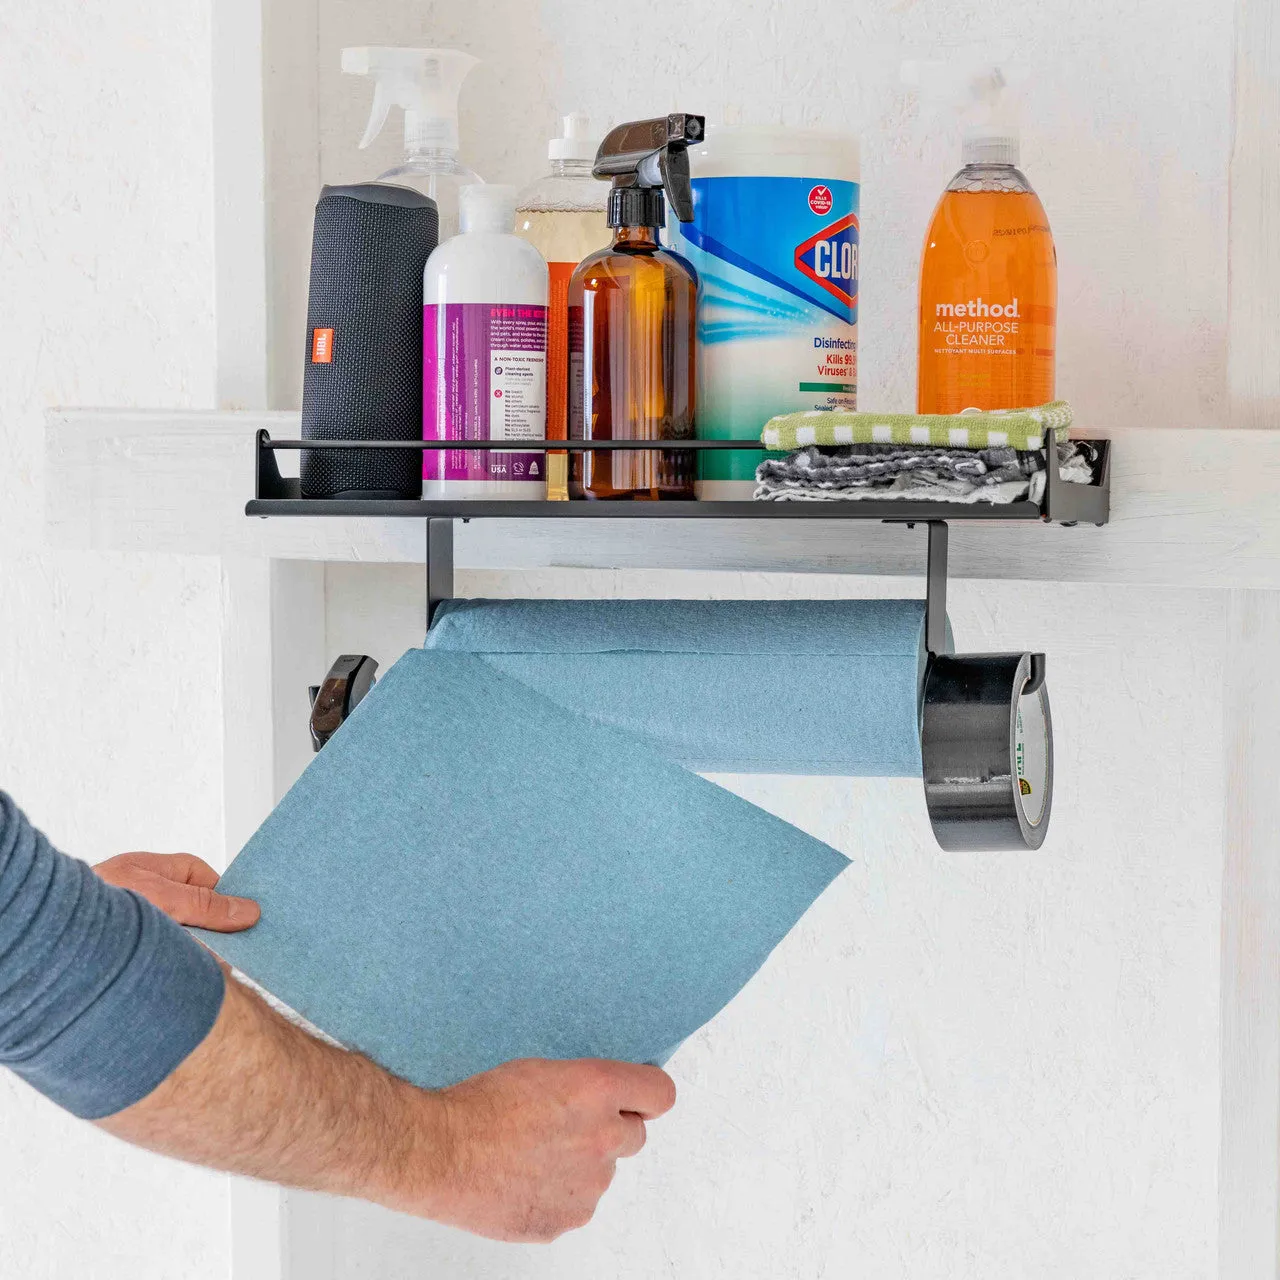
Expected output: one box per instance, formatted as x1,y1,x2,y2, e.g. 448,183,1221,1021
761,401,1073,452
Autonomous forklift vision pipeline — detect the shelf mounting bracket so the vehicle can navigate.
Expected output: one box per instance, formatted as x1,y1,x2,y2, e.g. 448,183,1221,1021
426,517,455,628
924,520,948,658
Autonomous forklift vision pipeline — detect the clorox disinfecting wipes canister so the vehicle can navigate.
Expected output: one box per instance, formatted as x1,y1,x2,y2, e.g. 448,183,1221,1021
666,126,860,498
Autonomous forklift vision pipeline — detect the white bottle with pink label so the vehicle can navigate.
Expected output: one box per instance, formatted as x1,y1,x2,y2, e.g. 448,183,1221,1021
423,184,549,498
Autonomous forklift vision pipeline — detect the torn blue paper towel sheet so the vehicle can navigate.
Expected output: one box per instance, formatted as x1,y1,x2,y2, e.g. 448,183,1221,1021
424,598,933,775
197,649,851,1088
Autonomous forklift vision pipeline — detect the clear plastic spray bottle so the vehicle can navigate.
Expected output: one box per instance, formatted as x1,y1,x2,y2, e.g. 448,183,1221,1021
341,46,483,241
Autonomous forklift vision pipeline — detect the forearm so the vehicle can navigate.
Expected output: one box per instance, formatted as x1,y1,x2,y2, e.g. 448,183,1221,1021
0,792,225,1118
2,789,674,1241
96,973,449,1214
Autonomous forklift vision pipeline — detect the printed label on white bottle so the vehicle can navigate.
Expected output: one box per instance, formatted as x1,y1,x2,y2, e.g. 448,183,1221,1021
424,303,548,483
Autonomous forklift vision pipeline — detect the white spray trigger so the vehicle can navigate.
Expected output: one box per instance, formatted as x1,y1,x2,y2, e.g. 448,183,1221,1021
342,47,480,154
357,78,393,150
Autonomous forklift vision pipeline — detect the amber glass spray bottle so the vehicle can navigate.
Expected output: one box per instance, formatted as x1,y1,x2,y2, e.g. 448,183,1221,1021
568,114,703,499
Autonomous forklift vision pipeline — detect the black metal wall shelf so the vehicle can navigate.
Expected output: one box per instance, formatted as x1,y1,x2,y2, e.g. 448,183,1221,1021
248,432,1112,528
249,431,1110,628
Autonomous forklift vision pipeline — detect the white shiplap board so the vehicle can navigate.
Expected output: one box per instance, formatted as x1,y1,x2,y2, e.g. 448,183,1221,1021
1219,591,1280,1280
1229,0,1280,430
212,0,268,411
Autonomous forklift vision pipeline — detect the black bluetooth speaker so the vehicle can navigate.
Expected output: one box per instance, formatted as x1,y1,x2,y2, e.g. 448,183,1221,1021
300,183,438,499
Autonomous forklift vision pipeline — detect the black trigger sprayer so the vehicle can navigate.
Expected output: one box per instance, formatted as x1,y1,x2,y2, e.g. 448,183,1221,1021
591,113,702,229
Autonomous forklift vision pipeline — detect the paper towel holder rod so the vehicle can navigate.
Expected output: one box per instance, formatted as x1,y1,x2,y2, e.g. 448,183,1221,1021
430,513,952,636
422,513,1030,695
920,519,948,658
304,517,961,748
311,516,970,749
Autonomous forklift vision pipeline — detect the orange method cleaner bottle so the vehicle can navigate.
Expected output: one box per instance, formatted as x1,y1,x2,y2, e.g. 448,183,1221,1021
917,130,1056,414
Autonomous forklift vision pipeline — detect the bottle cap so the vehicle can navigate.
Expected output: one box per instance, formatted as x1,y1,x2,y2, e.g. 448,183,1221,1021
548,112,599,162
607,187,666,229
459,183,517,234
962,126,1020,167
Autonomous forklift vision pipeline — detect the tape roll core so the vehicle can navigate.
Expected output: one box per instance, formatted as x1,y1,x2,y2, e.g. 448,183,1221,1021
921,652,1053,851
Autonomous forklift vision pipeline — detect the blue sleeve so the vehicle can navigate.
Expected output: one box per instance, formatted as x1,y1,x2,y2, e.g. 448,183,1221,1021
0,791,225,1119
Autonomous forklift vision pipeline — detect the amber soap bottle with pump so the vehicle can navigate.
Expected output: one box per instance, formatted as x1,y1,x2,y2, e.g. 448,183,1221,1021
568,114,702,500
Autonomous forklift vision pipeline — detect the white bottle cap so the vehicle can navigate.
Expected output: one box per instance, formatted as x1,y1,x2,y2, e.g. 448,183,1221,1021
963,125,1020,167
548,111,598,162
460,183,517,233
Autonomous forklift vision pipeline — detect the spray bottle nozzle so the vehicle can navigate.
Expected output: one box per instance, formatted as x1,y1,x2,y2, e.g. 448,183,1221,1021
342,46,479,155
592,114,705,225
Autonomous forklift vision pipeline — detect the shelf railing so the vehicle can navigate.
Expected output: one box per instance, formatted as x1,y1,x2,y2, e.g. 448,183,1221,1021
249,432,1111,527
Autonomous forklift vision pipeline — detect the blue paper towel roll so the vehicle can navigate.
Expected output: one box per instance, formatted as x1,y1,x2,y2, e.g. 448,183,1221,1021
425,598,931,775
198,651,850,1088
198,597,938,1089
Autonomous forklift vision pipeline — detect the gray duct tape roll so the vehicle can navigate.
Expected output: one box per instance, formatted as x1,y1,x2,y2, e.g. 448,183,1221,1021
921,652,1053,851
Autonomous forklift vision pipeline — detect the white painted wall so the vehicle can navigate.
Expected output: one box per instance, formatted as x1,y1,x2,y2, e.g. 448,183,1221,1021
0,2,233,1276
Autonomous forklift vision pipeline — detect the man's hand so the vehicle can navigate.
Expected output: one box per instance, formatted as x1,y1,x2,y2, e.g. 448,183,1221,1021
95,853,260,932
98,976,675,1243
424,1057,677,1241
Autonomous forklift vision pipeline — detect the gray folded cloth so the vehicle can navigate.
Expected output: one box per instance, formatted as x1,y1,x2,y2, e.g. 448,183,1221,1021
753,441,1097,504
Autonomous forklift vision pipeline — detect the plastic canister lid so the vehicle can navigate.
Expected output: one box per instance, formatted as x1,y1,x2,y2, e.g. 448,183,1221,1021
548,111,598,161
460,183,517,233
689,124,860,180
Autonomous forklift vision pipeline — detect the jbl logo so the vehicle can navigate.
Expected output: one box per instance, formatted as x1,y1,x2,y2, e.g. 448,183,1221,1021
311,327,334,363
